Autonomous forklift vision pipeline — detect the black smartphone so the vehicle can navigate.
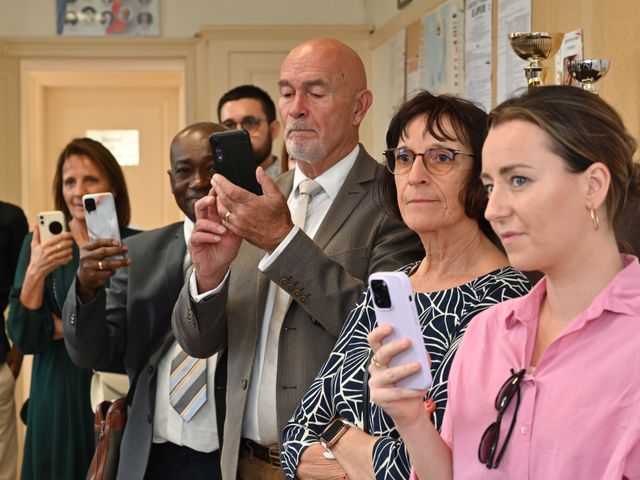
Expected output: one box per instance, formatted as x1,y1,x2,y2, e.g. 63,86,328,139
209,130,262,195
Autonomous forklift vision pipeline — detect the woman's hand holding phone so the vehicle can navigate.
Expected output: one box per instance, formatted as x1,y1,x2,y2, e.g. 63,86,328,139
27,224,74,280
19,222,73,311
367,324,429,429
366,271,432,429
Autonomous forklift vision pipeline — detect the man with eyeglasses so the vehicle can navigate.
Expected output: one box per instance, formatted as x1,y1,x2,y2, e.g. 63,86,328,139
218,85,283,179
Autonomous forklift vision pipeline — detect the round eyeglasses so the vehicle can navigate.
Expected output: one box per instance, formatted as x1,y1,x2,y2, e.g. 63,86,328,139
478,368,526,469
221,116,266,133
383,147,473,176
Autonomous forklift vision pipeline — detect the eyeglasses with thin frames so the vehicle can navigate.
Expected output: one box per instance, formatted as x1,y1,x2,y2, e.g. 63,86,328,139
383,147,474,176
221,116,266,133
478,368,526,469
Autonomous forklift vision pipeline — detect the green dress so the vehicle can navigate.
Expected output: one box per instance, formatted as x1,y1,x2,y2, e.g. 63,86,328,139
8,227,138,480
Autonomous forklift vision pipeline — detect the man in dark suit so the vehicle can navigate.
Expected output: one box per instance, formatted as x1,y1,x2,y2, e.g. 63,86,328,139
62,122,226,480
0,200,28,480
172,38,423,479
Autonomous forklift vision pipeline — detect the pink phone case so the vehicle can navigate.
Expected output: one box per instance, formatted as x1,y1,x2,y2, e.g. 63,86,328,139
369,271,432,390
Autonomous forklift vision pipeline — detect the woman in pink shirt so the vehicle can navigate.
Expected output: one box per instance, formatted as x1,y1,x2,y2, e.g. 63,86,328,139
368,85,640,480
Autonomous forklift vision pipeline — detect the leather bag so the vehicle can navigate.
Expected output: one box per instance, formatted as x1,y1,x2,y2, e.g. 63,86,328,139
86,397,127,480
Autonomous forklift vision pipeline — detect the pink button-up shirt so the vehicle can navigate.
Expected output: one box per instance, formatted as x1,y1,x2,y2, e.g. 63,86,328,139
418,255,640,480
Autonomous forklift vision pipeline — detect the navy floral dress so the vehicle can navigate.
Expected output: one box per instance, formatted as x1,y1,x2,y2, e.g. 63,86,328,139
281,262,530,479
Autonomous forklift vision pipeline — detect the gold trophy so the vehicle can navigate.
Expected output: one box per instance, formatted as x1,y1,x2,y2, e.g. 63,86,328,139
508,32,562,88
567,59,610,94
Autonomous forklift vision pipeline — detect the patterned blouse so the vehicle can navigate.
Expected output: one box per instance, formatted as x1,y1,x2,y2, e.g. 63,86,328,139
281,263,530,479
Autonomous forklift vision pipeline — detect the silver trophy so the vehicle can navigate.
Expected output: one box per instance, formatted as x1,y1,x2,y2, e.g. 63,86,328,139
567,59,610,94
508,32,562,88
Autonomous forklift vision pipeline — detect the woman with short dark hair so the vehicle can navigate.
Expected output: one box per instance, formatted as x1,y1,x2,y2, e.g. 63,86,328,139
281,91,530,479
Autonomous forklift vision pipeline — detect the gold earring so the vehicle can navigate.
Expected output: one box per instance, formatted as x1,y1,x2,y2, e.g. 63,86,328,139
590,207,599,231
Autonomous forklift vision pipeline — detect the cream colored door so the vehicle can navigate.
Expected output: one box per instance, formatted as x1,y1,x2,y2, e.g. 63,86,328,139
16,61,185,478
23,64,185,230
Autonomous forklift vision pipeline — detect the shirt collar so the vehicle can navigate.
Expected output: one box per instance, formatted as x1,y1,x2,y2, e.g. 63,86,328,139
183,216,194,244
291,144,360,200
505,254,640,328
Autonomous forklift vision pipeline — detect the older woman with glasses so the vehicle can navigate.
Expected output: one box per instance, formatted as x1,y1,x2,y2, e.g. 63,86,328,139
368,86,640,479
280,91,530,480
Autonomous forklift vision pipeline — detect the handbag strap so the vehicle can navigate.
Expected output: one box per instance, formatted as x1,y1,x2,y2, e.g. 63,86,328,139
362,350,372,435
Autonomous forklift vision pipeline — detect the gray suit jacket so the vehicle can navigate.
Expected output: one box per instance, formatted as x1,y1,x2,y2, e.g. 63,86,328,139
172,146,423,479
63,222,224,480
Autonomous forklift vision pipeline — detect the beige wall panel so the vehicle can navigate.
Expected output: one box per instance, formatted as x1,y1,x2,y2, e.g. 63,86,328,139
0,57,20,204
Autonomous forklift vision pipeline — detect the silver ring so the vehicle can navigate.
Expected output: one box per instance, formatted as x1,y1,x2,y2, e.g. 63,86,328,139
371,354,383,368
225,211,232,222
98,261,104,271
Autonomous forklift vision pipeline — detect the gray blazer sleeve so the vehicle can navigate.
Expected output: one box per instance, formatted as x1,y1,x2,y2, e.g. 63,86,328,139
172,276,229,359
62,266,128,370
263,219,421,337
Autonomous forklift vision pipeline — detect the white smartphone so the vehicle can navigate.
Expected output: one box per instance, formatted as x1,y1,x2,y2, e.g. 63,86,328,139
37,210,67,242
369,271,432,390
82,192,123,259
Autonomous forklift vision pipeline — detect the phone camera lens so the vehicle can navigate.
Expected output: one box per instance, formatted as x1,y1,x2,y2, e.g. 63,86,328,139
371,280,392,309
84,198,97,213
215,145,223,162
49,221,63,235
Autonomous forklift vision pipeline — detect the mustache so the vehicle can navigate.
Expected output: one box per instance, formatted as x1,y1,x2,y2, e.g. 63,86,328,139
285,123,318,135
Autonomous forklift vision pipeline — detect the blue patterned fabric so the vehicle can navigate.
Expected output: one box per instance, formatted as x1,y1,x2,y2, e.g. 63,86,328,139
281,263,530,479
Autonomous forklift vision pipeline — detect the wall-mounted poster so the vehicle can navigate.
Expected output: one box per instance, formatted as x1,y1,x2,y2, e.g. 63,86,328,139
419,0,465,96
57,0,159,36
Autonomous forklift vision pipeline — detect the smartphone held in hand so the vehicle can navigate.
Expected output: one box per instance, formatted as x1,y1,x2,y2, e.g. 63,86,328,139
369,271,432,390
209,129,262,195
37,211,67,242
82,192,123,259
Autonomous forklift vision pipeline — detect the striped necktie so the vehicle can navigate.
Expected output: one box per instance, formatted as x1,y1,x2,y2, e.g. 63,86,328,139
169,344,207,422
169,251,207,422
257,178,323,444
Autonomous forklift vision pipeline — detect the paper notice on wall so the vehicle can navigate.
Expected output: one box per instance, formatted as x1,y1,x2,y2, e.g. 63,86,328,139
86,129,140,167
420,0,465,96
554,30,583,86
465,0,492,111
406,20,422,98
496,0,531,103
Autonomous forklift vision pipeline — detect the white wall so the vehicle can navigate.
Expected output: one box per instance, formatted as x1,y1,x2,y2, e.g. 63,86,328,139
364,0,401,28
0,0,371,37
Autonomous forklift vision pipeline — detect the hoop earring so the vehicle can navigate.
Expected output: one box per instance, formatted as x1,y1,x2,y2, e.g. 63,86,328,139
590,207,599,231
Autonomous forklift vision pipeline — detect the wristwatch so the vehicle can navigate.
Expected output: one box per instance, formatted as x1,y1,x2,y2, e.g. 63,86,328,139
320,418,350,449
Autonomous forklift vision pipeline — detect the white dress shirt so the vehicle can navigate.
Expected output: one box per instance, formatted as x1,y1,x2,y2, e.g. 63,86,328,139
152,218,219,452
244,146,359,443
